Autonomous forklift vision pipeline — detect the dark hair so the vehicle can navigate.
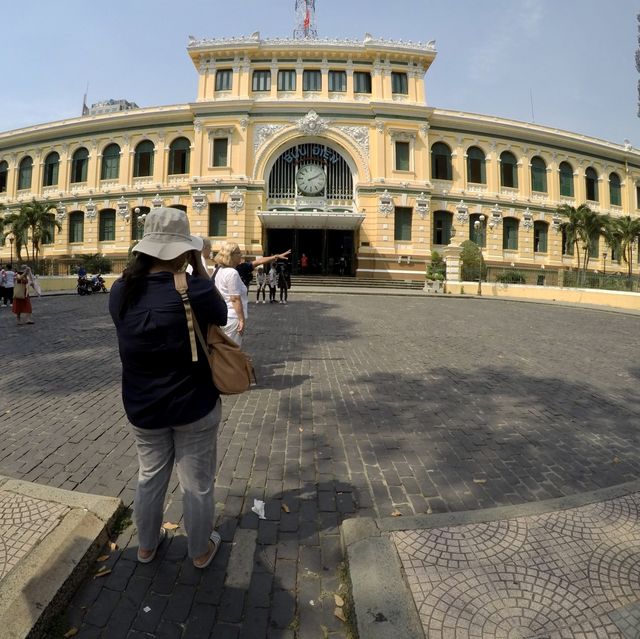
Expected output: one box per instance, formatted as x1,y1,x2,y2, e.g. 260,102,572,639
119,253,154,318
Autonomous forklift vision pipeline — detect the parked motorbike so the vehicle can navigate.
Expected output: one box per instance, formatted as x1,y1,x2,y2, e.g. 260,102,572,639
77,274,108,295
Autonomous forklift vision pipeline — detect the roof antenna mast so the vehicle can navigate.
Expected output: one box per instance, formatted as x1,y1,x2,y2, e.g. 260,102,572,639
294,0,318,39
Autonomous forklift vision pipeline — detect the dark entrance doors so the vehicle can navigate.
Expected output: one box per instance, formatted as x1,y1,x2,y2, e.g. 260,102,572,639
265,229,355,275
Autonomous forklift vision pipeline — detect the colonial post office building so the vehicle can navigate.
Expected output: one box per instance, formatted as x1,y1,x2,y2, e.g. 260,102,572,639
1,33,639,280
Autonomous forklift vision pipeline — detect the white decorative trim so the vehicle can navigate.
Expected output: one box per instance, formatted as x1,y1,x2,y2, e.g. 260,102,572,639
335,126,369,159
55,202,67,222
152,194,163,208
455,200,469,223
415,193,430,219
116,196,128,221
388,129,417,141
192,187,208,213
253,124,287,154
522,208,534,230
378,189,394,217
228,186,244,214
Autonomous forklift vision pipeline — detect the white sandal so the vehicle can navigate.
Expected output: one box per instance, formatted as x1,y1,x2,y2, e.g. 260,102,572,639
193,531,221,569
137,527,167,563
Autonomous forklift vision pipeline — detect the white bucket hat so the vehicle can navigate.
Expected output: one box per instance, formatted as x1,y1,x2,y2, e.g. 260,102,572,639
133,207,203,260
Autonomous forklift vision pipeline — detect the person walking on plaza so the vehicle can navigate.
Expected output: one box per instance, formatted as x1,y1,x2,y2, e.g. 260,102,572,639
2,265,15,307
255,265,267,303
277,262,291,304
0,266,6,307
300,252,309,274
12,265,34,325
267,264,278,303
236,248,292,292
108,207,228,569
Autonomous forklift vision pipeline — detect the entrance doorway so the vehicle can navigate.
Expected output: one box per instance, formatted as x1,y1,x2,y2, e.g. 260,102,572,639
265,229,355,276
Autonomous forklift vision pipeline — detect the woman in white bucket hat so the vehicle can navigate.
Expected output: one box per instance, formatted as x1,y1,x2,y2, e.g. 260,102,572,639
109,207,228,569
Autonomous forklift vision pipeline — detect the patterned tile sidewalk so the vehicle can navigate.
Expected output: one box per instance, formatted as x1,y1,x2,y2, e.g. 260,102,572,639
0,490,69,581
393,492,640,638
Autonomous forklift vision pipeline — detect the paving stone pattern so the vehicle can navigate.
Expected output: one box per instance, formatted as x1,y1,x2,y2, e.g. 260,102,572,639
0,490,69,580
1,294,640,637
394,492,640,638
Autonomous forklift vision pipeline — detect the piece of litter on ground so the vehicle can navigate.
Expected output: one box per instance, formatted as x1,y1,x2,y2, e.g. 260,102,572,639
108,542,118,551
251,499,266,519
299,427,304,432
309,600,315,606
96,555,110,563
334,594,345,607
334,607,347,622
143,606,152,613
612,457,620,464
94,568,111,578
473,478,487,484
391,509,402,517
162,522,179,530
281,503,290,513
63,629,79,638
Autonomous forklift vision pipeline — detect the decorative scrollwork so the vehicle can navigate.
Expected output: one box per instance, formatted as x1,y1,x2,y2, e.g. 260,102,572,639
192,187,208,213
295,110,330,136
228,186,244,214
378,189,394,217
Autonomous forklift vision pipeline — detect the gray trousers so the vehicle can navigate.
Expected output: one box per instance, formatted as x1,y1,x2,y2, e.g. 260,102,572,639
132,400,221,559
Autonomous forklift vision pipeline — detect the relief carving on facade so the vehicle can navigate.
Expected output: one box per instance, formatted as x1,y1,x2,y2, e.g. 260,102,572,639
253,124,287,154
295,110,330,136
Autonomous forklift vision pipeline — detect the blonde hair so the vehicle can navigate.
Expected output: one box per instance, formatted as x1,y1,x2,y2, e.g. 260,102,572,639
214,241,240,267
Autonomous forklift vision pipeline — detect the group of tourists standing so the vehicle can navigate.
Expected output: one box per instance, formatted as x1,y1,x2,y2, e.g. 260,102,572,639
109,207,291,569
255,262,291,305
1,263,40,324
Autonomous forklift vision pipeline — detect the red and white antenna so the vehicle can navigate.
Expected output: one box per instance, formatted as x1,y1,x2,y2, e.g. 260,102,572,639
294,0,318,39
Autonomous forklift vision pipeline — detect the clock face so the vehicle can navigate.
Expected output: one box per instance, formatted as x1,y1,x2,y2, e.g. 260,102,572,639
296,164,326,195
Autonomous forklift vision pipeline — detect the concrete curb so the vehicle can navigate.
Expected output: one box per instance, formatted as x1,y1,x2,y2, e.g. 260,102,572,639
0,476,122,639
340,479,640,639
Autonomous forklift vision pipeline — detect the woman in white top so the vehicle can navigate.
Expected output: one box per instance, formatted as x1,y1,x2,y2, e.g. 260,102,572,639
212,242,248,346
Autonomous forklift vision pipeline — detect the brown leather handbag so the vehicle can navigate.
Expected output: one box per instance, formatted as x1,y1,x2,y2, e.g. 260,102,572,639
174,272,255,395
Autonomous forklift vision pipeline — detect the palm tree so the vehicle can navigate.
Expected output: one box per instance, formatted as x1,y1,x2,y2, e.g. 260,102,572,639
2,212,29,262
18,199,61,263
610,215,640,282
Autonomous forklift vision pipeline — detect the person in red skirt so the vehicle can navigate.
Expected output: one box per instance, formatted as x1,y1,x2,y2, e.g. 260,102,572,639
12,265,34,325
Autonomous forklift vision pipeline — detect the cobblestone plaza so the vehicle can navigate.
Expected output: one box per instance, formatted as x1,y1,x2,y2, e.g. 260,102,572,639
1,293,639,637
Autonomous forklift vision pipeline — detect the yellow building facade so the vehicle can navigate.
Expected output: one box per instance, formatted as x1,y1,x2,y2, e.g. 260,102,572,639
1,34,639,280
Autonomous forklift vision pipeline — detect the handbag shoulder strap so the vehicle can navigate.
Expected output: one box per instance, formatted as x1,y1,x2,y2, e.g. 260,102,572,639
173,272,209,363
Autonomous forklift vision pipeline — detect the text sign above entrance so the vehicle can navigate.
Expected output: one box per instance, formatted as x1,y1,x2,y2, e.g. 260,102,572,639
282,144,340,165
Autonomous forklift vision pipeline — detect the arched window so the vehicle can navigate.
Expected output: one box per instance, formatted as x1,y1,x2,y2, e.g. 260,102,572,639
433,210,453,245
68,211,84,243
99,209,116,242
503,217,519,250
469,213,486,247
530,156,547,193
559,161,574,197
466,146,486,184
534,221,548,253
133,140,154,178
131,206,150,241
18,156,33,190
101,144,121,180
431,142,452,180
609,172,621,206
500,151,518,188
43,152,60,187
71,147,89,183
585,167,598,202
168,137,191,175
0,161,8,193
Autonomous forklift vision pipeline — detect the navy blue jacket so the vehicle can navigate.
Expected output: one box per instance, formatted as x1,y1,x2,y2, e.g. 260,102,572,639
109,272,227,429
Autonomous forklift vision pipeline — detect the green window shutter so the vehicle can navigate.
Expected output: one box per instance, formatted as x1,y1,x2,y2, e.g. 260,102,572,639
69,212,84,243
433,211,452,244
99,210,116,242
353,72,371,93
534,222,547,253
215,69,232,91
503,218,519,250
395,142,410,171
277,69,296,91
559,163,574,197
209,203,227,237
252,70,271,91
609,174,621,206
303,70,322,91
18,158,32,190
394,207,412,241
213,139,228,167
391,72,408,94
328,70,346,92
531,158,547,193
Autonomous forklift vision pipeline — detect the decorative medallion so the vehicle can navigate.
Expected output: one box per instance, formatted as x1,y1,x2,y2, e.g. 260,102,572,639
456,200,469,223
488,204,502,229
522,208,534,230
295,110,330,136
192,187,208,213
378,189,394,217
152,194,163,208
415,193,430,219
228,186,244,214
116,196,128,221
86,199,97,220
55,202,66,222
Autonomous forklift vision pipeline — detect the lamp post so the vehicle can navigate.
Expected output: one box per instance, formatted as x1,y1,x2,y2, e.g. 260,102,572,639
602,251,607,276
473,214,486,295
8,234,14,267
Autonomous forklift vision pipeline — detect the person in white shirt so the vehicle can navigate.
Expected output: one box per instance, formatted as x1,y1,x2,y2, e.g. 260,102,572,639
212,243,248,346
267,264,278,304
2,265,15,306
255,266,267,304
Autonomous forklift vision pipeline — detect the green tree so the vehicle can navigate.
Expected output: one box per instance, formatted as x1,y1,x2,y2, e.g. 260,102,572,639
460,240,486,281
608,215,640,282
18,199,61,264
2,211,29,262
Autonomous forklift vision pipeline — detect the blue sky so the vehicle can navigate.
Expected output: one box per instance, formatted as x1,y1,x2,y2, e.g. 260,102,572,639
2,0,639,146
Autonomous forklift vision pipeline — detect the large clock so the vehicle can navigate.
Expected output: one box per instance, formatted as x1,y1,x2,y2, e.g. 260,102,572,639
296,164,326,195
